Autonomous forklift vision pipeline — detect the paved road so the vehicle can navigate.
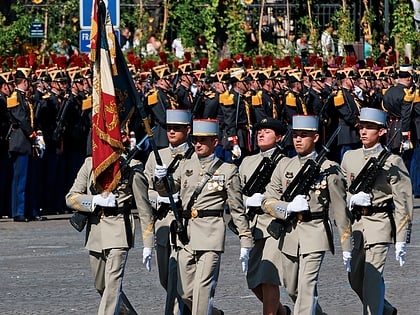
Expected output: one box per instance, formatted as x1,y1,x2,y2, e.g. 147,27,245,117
0,203,419,315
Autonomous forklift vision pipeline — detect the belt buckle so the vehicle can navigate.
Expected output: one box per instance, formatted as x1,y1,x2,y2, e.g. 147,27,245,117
191,208,198,219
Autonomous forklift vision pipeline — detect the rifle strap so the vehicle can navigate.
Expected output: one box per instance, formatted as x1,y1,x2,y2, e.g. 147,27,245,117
186,158,224,213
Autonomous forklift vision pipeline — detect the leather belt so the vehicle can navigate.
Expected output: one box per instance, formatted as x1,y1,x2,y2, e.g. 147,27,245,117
188,208,224,219
353,205,392,216
295,211,325,223
96,206,122,217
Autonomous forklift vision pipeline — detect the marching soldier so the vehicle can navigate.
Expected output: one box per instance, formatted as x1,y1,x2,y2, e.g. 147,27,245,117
65,138,152,314
262,115,352,315
144,109,192,315
341,107,413,315
239,117,290,315
153,119,253,315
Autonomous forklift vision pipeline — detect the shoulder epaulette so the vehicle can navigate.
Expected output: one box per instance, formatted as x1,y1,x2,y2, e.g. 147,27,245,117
252,90,262,107
147,90,159,106
204,90,216,99
219,91,234,106
82,96,92,111
285,92,296,107
404,88,415,102
334,90,345,107
7,91,18,109
414,89,420,103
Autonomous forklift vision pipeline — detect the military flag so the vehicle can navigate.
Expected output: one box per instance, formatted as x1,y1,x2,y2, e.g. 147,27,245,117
90,0,125,192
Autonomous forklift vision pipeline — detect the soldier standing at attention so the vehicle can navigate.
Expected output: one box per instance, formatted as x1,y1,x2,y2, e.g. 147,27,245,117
262,115,352,315
0,72,14,218
7,68,42,222
341,108,413,315
154,119,252,315
239,117,290,315
145,109,192,315
383,64,415,154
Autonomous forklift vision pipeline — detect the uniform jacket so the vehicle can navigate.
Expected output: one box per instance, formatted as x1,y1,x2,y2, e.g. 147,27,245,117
334,87,361,146
239,149,285,239
383,83,414,150
7,89,34,155
157,153,253,252
65,157,138,253
341,145,413,246
144,143,190,248
0,91,10,154
263,153,352,256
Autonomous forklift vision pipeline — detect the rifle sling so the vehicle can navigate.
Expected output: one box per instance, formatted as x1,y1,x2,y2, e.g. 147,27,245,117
185,159,224,215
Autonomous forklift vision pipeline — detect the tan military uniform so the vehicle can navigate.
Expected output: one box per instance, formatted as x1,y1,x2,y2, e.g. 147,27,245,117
158,153,252,314
239,149,283,289
341,144,413,315
144,143,189,314
66,157,142,315
263,153,352,315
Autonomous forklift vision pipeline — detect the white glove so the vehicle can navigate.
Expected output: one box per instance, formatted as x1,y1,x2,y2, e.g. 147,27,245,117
157,192,179,204
142,247,153,272
36,135,46,150
245,193,264,208
395,242,406,267
35,134,46,158
231,144,242,160
240,247,252,273
91,192,116,211
343,251,352,272
154,164,167,181
287,195,309,213
349,191,371,209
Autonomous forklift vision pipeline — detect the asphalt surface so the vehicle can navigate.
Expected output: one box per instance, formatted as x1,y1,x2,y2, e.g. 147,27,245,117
0,202,419,315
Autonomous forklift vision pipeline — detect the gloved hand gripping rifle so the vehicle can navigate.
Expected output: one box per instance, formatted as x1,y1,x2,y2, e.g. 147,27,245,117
267,126,341,244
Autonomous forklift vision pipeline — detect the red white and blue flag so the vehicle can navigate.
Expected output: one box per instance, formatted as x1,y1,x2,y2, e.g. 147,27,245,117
90,0,124,192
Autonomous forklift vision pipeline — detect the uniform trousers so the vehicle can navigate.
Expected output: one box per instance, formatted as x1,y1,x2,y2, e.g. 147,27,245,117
281,251,325,315
155,214,184,315
89,248,136,315
349,241,395,315
177,244,223,315
11,153,29,218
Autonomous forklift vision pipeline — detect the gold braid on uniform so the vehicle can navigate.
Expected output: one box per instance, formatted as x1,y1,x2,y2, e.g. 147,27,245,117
396,214,411,234
341,224,352,243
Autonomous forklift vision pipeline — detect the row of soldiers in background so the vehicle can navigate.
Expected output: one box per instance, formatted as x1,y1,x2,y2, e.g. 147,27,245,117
1,57,419,220
135,59,420,195
0,66,92,221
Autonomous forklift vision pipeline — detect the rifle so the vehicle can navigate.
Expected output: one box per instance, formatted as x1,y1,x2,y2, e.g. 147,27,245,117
153,143,194,221
267,126,341,242
243,129,291,197
348,130,398,226
52,88,74,142
281,126,341,202
135,83,189,245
